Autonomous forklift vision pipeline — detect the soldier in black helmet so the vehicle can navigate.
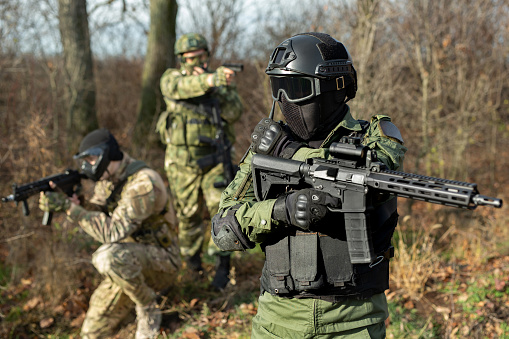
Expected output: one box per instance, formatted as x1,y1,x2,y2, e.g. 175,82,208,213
211,33,407,338
39,129,180,339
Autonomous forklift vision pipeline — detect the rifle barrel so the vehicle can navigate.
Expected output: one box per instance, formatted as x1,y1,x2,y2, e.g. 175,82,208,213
1,194,14,203
472,194,503,208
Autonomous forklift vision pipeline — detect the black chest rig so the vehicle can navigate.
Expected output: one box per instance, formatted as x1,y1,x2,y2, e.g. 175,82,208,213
260,122,398,301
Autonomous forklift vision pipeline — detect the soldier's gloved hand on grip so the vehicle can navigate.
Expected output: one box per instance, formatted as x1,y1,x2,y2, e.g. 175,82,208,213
211,66,229,87
272,188,339,231
39,191,71,213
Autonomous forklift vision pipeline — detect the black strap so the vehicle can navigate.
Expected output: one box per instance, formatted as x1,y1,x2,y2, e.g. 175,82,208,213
279,141,305,159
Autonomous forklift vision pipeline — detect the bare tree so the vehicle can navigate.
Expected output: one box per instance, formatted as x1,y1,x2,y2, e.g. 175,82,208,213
132,0,178,146
58,0,98,142
178,0,247,61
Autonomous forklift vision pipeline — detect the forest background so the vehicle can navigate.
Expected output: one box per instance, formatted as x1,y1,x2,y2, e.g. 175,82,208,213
0,0,508,338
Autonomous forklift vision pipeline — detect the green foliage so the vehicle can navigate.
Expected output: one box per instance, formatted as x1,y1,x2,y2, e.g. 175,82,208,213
5,306,23,322
387,299,440,338
440,271,508,323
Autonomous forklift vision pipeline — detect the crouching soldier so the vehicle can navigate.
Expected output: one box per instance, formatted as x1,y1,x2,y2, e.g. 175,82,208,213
39,128,181,339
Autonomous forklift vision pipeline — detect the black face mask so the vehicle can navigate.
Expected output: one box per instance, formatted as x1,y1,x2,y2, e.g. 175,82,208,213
279,90,347,141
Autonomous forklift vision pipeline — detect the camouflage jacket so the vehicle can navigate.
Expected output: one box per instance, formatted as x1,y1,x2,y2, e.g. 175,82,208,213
218,110,407,243
66,153,177,248
156,65,243,163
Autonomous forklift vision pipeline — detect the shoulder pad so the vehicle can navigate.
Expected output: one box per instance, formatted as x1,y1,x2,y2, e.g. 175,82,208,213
379,120,404,144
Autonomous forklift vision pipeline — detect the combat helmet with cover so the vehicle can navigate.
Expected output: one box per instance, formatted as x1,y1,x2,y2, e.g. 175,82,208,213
175,33,209,57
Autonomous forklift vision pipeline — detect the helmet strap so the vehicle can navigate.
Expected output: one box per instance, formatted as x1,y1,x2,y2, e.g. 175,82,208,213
268,100,276,119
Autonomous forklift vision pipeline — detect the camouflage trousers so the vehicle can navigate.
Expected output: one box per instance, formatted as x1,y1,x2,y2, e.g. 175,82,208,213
80,242,181,339
165,147,229,258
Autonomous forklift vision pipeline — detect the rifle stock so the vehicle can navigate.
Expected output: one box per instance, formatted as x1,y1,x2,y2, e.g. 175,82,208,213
251,138,502,264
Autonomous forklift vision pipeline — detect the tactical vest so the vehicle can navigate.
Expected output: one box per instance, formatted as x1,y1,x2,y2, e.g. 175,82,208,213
159,93,221,149
260,123,398,300
105,161,173,248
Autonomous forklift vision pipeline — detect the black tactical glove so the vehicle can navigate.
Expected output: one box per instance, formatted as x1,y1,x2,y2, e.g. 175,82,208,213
272,188,340,231
251,118,285,155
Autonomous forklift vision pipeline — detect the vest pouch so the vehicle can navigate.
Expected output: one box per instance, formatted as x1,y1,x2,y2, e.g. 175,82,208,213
185,117,217,147
351,259,390,296
290,232,324,291
320,234,354,287
265,236,294,294
168,113,187,146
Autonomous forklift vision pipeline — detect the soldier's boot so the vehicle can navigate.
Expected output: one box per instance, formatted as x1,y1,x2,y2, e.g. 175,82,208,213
211,254,231,291
185,251,203,273
135,300,161,339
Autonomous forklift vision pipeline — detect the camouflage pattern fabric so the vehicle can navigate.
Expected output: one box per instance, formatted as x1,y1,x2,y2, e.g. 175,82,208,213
39,191,70,212
81,243,177,339
165,148,226,257
217,110,407,335
64,153,180,338
174,33,208,55
156,63,243,258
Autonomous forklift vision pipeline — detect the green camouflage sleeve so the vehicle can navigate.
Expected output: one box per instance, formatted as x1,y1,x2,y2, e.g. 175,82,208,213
66,172,157,244
362,114,407,171
218,150,276,244
160,68,243,123
217,85,243,124
160,68,211,100
219,147,327,244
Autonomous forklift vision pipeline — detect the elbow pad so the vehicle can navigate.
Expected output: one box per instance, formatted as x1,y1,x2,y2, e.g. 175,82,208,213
211,206,255,251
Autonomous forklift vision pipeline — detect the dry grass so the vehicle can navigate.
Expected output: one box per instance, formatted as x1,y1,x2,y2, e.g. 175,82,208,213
391,217,440,300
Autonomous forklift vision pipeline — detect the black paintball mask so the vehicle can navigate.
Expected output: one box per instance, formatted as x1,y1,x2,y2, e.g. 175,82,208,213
73,129,123,181
266,32,357,141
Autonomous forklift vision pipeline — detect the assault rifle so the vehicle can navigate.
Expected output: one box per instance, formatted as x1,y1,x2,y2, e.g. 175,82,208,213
251,136,502,265
2,169,86,225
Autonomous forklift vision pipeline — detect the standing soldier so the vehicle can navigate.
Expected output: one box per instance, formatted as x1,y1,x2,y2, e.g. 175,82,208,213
39,128,180,339
212,33,407,337
156,33,243,290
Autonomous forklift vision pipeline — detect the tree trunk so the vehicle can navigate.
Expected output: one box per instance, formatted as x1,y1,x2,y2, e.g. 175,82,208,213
58,0,98,144
133,0,178,146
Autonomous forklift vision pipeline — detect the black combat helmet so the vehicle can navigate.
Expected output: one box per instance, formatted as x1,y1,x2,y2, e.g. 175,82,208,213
73,129,123,181
265,33,357,140
266,32,357,101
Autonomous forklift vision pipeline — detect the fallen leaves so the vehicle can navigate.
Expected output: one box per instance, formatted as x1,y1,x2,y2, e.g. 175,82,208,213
39,317,54,329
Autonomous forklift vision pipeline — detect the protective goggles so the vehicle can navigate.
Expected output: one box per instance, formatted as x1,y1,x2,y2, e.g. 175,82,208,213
73,143,108,160
270,76,348,103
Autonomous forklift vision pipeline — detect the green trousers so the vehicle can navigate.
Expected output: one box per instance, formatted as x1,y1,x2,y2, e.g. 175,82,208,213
251,292,388,338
